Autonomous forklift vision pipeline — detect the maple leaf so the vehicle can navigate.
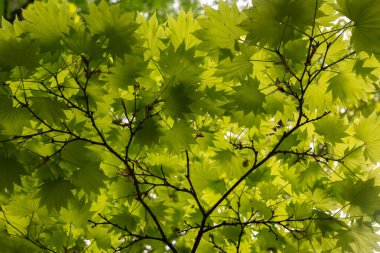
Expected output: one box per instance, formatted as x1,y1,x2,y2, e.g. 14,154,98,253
29,97,67,126
85,0,139,56
159,43,202,85
38,177,75,211
0,96,30,135
162,82,197,119
107,54,148,90
21,1,75,51
242,0,323,46
327,62,374,105
314,115,349,144
224,77,265,115
337,0,380,54
336,222,380,252
195,2,245,51
134,118,163,147
335,178,380,216
160,120,196,152
354,113,380,163
0,154,26,192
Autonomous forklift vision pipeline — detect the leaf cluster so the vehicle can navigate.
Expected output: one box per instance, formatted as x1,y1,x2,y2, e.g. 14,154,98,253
0,0,379,252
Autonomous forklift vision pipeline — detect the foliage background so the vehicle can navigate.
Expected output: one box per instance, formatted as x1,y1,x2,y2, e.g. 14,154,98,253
0,0,379,252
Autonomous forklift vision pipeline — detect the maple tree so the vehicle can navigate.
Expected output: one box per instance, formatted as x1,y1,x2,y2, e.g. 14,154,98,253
0,0,380,252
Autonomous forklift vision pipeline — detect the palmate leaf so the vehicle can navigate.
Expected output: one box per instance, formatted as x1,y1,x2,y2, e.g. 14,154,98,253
71,166,106,194
335,178,380,216
89,226,112,250
110,212,139,232
354,113,380,163
162,82,197,119
195,2,245,51
38,177,75,211
0,1,379,252
192,162,226,194
242,0,323,47
64,26,105,59
0,232,40,253
159,43,202,85
61,141,106,194
2,195,39,217
134,118,163,147
107,54,148,90
224,77,265,115
29,97,67,126
0,20,39,70
85,0,138,56
60,198,95,229
314,115,349,144
297,162,325,187
167,9,200,49
337,0,380,54
61,141,101,168
136,14,166,58
327,62,374,105
160,120,196,153
215,52,253,81
0,154,26,192
213,148,247,178
309,188,335,211
336,222,380,253
0,96,30,135
192,86,226,116
20,0,76,51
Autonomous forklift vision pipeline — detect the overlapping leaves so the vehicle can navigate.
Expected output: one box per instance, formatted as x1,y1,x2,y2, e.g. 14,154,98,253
0,0,379,252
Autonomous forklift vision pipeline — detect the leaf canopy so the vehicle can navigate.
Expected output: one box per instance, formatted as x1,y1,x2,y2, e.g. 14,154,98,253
0,0,379,252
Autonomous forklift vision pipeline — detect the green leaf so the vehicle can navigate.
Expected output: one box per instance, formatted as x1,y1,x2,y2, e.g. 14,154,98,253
29,97,67,126
0,97,30,135
60,198,95,228
21,1,75,51
335,178,380,216
134,118,163,147
0,154,26,192
314,115,348,144
220,226,241,242
260,182,280,200
72,166,106,194
337,0,380,53
61,141,101,168
213,148,246,178
337,222,380,252
162,82,197,119
0,1,378,251
224,77,265,115
327,63,374,104
309,188,334,211
85,0,138,56
167,9,200,49
38,177,75,211
2,195,39,217
89,226,112,250
215,52,253,81
160,120,196,152
354,113,380,163
108,54,148,90
195,2,245,51
242,0,322,46
159,43,202,85
297,162,324,187
0,29,39,69
110,212,139,232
